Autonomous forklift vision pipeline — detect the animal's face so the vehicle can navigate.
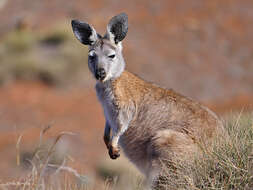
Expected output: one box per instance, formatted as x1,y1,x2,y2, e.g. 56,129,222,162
71,13,128,82
87,38,125,82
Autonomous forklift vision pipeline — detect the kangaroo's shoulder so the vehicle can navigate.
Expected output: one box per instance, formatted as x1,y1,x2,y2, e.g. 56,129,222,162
109,71,190,107
111,70,162,107
111,71,194,105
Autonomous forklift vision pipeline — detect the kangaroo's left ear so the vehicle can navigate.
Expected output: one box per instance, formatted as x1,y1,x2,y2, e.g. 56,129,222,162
71,20,98,45
106,13,128,44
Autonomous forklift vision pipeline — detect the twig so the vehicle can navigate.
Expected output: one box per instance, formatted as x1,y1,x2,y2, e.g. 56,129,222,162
35,131,76,190
16,134,23,166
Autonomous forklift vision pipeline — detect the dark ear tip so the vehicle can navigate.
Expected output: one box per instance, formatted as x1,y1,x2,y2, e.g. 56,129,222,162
118,13,128,20
120,12,128,17
71,20,79,27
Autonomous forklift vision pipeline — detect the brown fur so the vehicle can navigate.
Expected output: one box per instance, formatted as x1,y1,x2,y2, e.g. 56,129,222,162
108,70,223,181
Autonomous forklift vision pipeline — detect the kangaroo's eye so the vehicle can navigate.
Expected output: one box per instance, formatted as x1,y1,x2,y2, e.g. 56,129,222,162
108,54,115,59
88,51,96,59
88,55,96,61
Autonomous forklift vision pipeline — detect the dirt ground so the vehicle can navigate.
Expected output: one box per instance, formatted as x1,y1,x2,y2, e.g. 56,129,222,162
0,81,105,180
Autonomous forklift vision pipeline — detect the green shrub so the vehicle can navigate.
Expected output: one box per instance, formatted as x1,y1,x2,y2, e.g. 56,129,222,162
4,30,35,52
0,25,88,86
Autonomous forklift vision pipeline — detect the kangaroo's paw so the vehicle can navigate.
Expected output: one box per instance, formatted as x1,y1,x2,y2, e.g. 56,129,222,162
108,145,120,159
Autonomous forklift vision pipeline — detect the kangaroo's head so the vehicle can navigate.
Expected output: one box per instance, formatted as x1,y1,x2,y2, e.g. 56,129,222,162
71,13,128,82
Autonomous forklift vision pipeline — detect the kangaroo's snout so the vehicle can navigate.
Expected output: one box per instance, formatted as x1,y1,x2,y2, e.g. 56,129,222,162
95,67,106,81
88,52,107,81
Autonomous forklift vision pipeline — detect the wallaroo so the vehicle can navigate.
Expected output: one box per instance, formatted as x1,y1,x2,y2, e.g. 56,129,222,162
71,13,224,188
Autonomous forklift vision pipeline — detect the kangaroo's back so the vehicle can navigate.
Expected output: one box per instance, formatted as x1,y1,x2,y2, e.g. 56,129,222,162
112,71,222,142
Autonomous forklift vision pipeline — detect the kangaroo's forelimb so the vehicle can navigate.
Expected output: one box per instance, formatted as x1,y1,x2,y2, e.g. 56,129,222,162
104,121,120,159
106,109,133,159
103,121,111,149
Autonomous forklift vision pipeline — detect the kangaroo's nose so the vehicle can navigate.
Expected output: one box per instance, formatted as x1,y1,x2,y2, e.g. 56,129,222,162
95,68,106,81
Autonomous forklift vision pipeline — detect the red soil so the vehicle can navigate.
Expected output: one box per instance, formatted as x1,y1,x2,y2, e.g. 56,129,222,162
0,81,105,180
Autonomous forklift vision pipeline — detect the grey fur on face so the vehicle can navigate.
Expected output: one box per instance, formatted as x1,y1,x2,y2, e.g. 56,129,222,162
87,40,125,82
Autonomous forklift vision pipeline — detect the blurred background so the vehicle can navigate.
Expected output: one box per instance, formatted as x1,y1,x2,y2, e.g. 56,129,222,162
0,0,252,187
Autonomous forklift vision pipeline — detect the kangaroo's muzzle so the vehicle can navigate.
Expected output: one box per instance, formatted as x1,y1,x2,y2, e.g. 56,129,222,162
95,68,106,81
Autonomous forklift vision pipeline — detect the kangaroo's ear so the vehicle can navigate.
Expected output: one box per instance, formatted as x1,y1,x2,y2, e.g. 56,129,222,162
106,13,128,44
71,20,98,45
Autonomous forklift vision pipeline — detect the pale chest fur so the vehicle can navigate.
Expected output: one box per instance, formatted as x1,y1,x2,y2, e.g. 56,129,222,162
96,81,119,132
95,72,139,135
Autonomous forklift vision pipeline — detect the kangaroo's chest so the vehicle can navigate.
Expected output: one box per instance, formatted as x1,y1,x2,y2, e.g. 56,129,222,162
95,82,119,130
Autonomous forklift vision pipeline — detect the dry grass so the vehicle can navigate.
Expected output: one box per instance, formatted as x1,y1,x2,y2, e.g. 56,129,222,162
0,126,91,190
1,113,252,190
0,125,144,190
158,113,253,190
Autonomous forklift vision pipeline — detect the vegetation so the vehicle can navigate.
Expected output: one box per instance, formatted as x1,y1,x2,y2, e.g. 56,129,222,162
0,25,89,86
0,107,252,189
0,125,144,190
158,113,253,190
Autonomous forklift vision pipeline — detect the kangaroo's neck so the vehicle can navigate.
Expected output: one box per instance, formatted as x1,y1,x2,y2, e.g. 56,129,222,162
97,70,149,108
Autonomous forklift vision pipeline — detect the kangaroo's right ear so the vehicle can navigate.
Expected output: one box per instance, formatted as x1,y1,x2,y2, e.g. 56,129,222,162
106,13,128,44
71,20,98,45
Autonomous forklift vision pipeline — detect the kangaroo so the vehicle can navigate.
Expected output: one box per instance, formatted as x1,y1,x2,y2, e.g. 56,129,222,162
71,13,223,188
